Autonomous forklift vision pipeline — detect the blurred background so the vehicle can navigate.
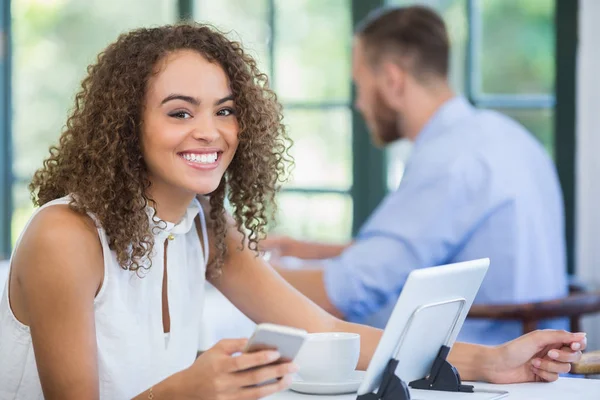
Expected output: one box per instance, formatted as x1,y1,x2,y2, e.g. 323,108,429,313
1,0,600,349
1,0,560,246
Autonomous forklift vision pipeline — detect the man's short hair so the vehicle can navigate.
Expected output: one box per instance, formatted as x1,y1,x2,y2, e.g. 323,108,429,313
355,5,449,81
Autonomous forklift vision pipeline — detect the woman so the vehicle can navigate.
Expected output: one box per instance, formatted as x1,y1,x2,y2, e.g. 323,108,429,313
0,24,586,399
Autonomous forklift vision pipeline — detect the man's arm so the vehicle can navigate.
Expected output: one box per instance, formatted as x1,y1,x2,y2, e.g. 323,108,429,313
276,154,502,326
273,231,424,324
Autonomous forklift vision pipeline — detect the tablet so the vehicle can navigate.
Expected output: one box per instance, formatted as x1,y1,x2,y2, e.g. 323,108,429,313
356,258,490,396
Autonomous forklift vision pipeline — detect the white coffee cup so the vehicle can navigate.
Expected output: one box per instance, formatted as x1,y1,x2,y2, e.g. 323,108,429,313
294,332,360,382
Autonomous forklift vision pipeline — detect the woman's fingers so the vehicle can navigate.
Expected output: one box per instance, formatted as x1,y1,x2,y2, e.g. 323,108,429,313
234,361,298,387
214,338,249,355
237,375,293,400
546,346,582,363
531,356,572,375
529,330,586,351
530,365,559,382
570,336,587,352
225,350,282,373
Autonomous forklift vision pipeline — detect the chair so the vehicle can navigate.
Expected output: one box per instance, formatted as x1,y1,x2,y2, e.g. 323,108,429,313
467,280,600,375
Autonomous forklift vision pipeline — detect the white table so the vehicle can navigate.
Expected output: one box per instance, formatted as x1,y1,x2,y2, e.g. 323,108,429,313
268,378,600,400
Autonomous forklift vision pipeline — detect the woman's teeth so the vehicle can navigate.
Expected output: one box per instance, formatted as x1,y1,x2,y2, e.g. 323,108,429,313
182,152,218,164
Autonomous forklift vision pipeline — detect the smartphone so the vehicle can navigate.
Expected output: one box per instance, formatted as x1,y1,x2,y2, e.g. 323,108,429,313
244,323,308,363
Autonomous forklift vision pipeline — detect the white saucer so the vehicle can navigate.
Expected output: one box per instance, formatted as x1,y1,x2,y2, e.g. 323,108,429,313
290,371,365,395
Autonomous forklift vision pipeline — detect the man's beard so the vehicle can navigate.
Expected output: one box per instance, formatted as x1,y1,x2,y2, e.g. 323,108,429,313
370,90,402,146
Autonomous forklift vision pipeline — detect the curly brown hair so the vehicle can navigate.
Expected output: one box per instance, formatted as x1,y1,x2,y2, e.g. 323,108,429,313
30,23,292,277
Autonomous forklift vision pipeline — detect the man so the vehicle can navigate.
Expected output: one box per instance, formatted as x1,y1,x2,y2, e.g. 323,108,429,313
266,5,567,345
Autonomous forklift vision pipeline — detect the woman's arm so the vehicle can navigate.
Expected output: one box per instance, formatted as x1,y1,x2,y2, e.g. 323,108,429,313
210,217,379,370
10,206,104,399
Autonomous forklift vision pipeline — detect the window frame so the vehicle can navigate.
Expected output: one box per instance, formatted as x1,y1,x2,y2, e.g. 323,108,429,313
0,0,12,259
350,0,388,234
554,0,577,274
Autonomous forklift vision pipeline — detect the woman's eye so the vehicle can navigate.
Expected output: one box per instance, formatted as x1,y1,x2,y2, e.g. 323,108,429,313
217,108,235,117
169,111,192,119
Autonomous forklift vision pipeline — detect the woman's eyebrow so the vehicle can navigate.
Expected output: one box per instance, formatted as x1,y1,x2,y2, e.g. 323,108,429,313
161,94,200,106
215,94,234,106
160,94,233,106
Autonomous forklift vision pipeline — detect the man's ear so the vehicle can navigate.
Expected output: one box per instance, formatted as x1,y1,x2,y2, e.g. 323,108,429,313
376,60,406,109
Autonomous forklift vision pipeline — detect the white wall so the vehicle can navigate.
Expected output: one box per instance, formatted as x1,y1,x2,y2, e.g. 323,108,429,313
576,0,600,351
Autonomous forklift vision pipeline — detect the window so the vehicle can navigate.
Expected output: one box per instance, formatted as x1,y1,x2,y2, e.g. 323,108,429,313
471,0,555,155
0,0,10,257
5,0,177,255
195,0,355,242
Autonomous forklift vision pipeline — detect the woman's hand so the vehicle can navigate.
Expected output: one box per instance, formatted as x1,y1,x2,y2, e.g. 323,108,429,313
482,330,586,384
173,338,298,400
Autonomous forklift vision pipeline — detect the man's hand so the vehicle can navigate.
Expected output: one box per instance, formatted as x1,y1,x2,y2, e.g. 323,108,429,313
261,235,350,260
260,235,295,258
483,330,586,384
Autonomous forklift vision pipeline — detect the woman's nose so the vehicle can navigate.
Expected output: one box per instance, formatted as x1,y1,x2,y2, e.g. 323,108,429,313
191,116,220,143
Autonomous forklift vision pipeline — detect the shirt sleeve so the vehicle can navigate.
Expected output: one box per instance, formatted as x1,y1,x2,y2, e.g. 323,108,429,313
323,155,494,320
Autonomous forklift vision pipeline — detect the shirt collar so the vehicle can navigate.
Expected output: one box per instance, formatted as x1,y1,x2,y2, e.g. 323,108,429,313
147,197,202,238
413,96,474,149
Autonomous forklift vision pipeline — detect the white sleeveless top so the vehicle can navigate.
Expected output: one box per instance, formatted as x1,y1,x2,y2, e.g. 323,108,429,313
0,195,209,399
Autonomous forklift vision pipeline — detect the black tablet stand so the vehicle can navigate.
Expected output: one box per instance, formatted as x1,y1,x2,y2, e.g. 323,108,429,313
409,344,474,393
357,298,473,400
356,358,411,400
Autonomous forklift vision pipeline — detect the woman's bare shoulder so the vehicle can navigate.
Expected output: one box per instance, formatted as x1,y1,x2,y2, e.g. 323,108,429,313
18,204,101,258
11,204,104,300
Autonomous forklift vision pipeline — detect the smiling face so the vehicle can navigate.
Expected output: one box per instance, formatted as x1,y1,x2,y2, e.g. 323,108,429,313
141,49,239,199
